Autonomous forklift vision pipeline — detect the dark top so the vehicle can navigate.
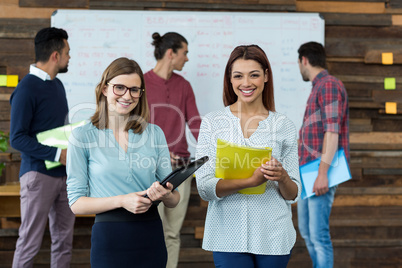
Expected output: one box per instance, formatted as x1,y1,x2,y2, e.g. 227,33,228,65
10,74,68,177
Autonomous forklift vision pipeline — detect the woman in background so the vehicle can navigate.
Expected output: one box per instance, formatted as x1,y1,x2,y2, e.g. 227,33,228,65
195,45,301,268
66,57,179,267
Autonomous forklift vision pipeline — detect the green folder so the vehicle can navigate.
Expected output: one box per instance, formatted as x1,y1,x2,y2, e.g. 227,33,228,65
36,120,86,170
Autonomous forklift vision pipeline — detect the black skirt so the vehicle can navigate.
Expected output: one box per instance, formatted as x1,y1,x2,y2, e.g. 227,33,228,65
90,206,167,268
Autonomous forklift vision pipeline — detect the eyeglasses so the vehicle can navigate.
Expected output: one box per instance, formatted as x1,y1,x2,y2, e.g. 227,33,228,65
108,83,144,98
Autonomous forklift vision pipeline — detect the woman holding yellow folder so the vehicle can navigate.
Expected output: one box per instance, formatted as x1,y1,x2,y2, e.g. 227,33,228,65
195,45,301,267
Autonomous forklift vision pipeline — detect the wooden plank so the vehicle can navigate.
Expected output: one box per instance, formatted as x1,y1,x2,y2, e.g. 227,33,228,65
337,75,395,84
296,1,385,13
333,195,402,206
351,156,402,169
350,118,372,132
365,48,402,64
392,15,402,25
0,0,56,19
328,62,402,77
322,13,391,26
372,90,402,102
351,150,402,157
326,25,402,39
297,0,386,2
343,82,375,98
19,0,89,8
90,0,296,10
0,196,20,217
389,0,402,8
0,94,11,101
164,2,296,11
0,111,10,121
350,109,380,120
326,38,402,58
0,18,49,38
350,132,402,150
0,101,10,112
337,187,402,195
364,168,402,175
0,122,10,133
0,184,19,196
349,102,382,109
0,153,11,162
373,119,402,131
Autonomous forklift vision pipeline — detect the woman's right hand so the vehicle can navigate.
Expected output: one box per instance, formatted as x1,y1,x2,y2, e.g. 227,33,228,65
249,166,268,187
121,191,152,214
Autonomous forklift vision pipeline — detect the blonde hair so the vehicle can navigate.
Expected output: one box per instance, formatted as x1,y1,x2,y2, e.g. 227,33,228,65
91,57,149,133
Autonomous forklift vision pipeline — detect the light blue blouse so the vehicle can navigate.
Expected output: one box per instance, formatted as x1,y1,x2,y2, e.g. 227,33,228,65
195,106,301,255
66,122,172,207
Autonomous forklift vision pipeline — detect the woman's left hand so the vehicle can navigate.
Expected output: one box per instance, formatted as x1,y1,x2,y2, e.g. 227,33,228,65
259,157,288,183
146,181,174,202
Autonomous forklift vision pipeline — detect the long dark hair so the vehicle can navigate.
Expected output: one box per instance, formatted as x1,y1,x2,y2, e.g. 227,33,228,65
223,45,275,111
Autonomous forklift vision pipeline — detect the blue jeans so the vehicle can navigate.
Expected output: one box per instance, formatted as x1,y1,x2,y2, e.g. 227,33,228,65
213,251,291,268
297,186,336,268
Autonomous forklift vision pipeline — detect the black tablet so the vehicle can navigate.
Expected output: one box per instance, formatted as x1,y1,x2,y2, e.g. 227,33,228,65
144,156,209,202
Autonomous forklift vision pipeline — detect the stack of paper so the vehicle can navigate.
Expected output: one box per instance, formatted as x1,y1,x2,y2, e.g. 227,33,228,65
37,121,86,169
300,148,351,199
215,139,272,195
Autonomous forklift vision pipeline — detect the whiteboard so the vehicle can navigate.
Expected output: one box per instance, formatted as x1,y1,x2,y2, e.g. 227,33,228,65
52,9,324,133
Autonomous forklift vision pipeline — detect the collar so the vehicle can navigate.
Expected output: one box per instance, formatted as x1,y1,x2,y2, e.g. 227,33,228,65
29,64,52,81
312,69,329,86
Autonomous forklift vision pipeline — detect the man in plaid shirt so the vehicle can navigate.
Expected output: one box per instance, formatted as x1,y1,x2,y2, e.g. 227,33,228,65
296,42,349,268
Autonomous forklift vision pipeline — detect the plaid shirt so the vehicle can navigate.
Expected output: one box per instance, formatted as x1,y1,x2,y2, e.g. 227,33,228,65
299,70,349,166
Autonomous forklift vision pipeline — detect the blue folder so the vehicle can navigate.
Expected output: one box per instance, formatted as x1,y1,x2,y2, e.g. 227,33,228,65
300,148,351,199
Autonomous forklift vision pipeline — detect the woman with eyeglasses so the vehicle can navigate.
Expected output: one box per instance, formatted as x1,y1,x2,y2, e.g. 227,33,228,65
195,45,301,267
66,57,179,267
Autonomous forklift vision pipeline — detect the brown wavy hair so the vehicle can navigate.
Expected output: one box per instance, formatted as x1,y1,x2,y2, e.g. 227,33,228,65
91,57,149,133
223,45,275,111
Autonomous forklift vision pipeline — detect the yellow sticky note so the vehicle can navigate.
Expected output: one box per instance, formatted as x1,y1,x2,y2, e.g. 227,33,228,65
385,102,397,114
382,52,393,65
6,75,18,87
0,75,6,86
384,78,396,90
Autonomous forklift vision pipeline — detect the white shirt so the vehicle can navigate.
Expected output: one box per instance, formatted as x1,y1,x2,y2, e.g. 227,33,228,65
195,106,301,255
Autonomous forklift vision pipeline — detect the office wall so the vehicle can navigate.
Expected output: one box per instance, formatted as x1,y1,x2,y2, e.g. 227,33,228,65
0,1,401,267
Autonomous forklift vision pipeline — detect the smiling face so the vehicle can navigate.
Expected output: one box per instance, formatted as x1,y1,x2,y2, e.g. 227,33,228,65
102,73,142,118
171,42,189,71
230,59,268,106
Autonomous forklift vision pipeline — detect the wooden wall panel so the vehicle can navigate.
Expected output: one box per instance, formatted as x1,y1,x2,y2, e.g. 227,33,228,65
328,62,402,77
296,1,385,13
90,0,296,11
0,19,49,38
322,13,391,26
0,0,55,19
19,0,89,8
0,1,400,267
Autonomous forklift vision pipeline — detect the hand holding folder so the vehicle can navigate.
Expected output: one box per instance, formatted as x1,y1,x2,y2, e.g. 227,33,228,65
300,148,351,199
215,139,272,195
36,121,86,169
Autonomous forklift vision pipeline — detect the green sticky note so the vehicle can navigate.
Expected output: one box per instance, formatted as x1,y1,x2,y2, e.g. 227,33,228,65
6,75,18,87
0,75,6,86
384,77,396,90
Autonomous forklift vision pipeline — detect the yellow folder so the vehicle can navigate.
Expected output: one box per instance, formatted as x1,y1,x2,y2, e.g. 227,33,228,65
215,139,272,194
